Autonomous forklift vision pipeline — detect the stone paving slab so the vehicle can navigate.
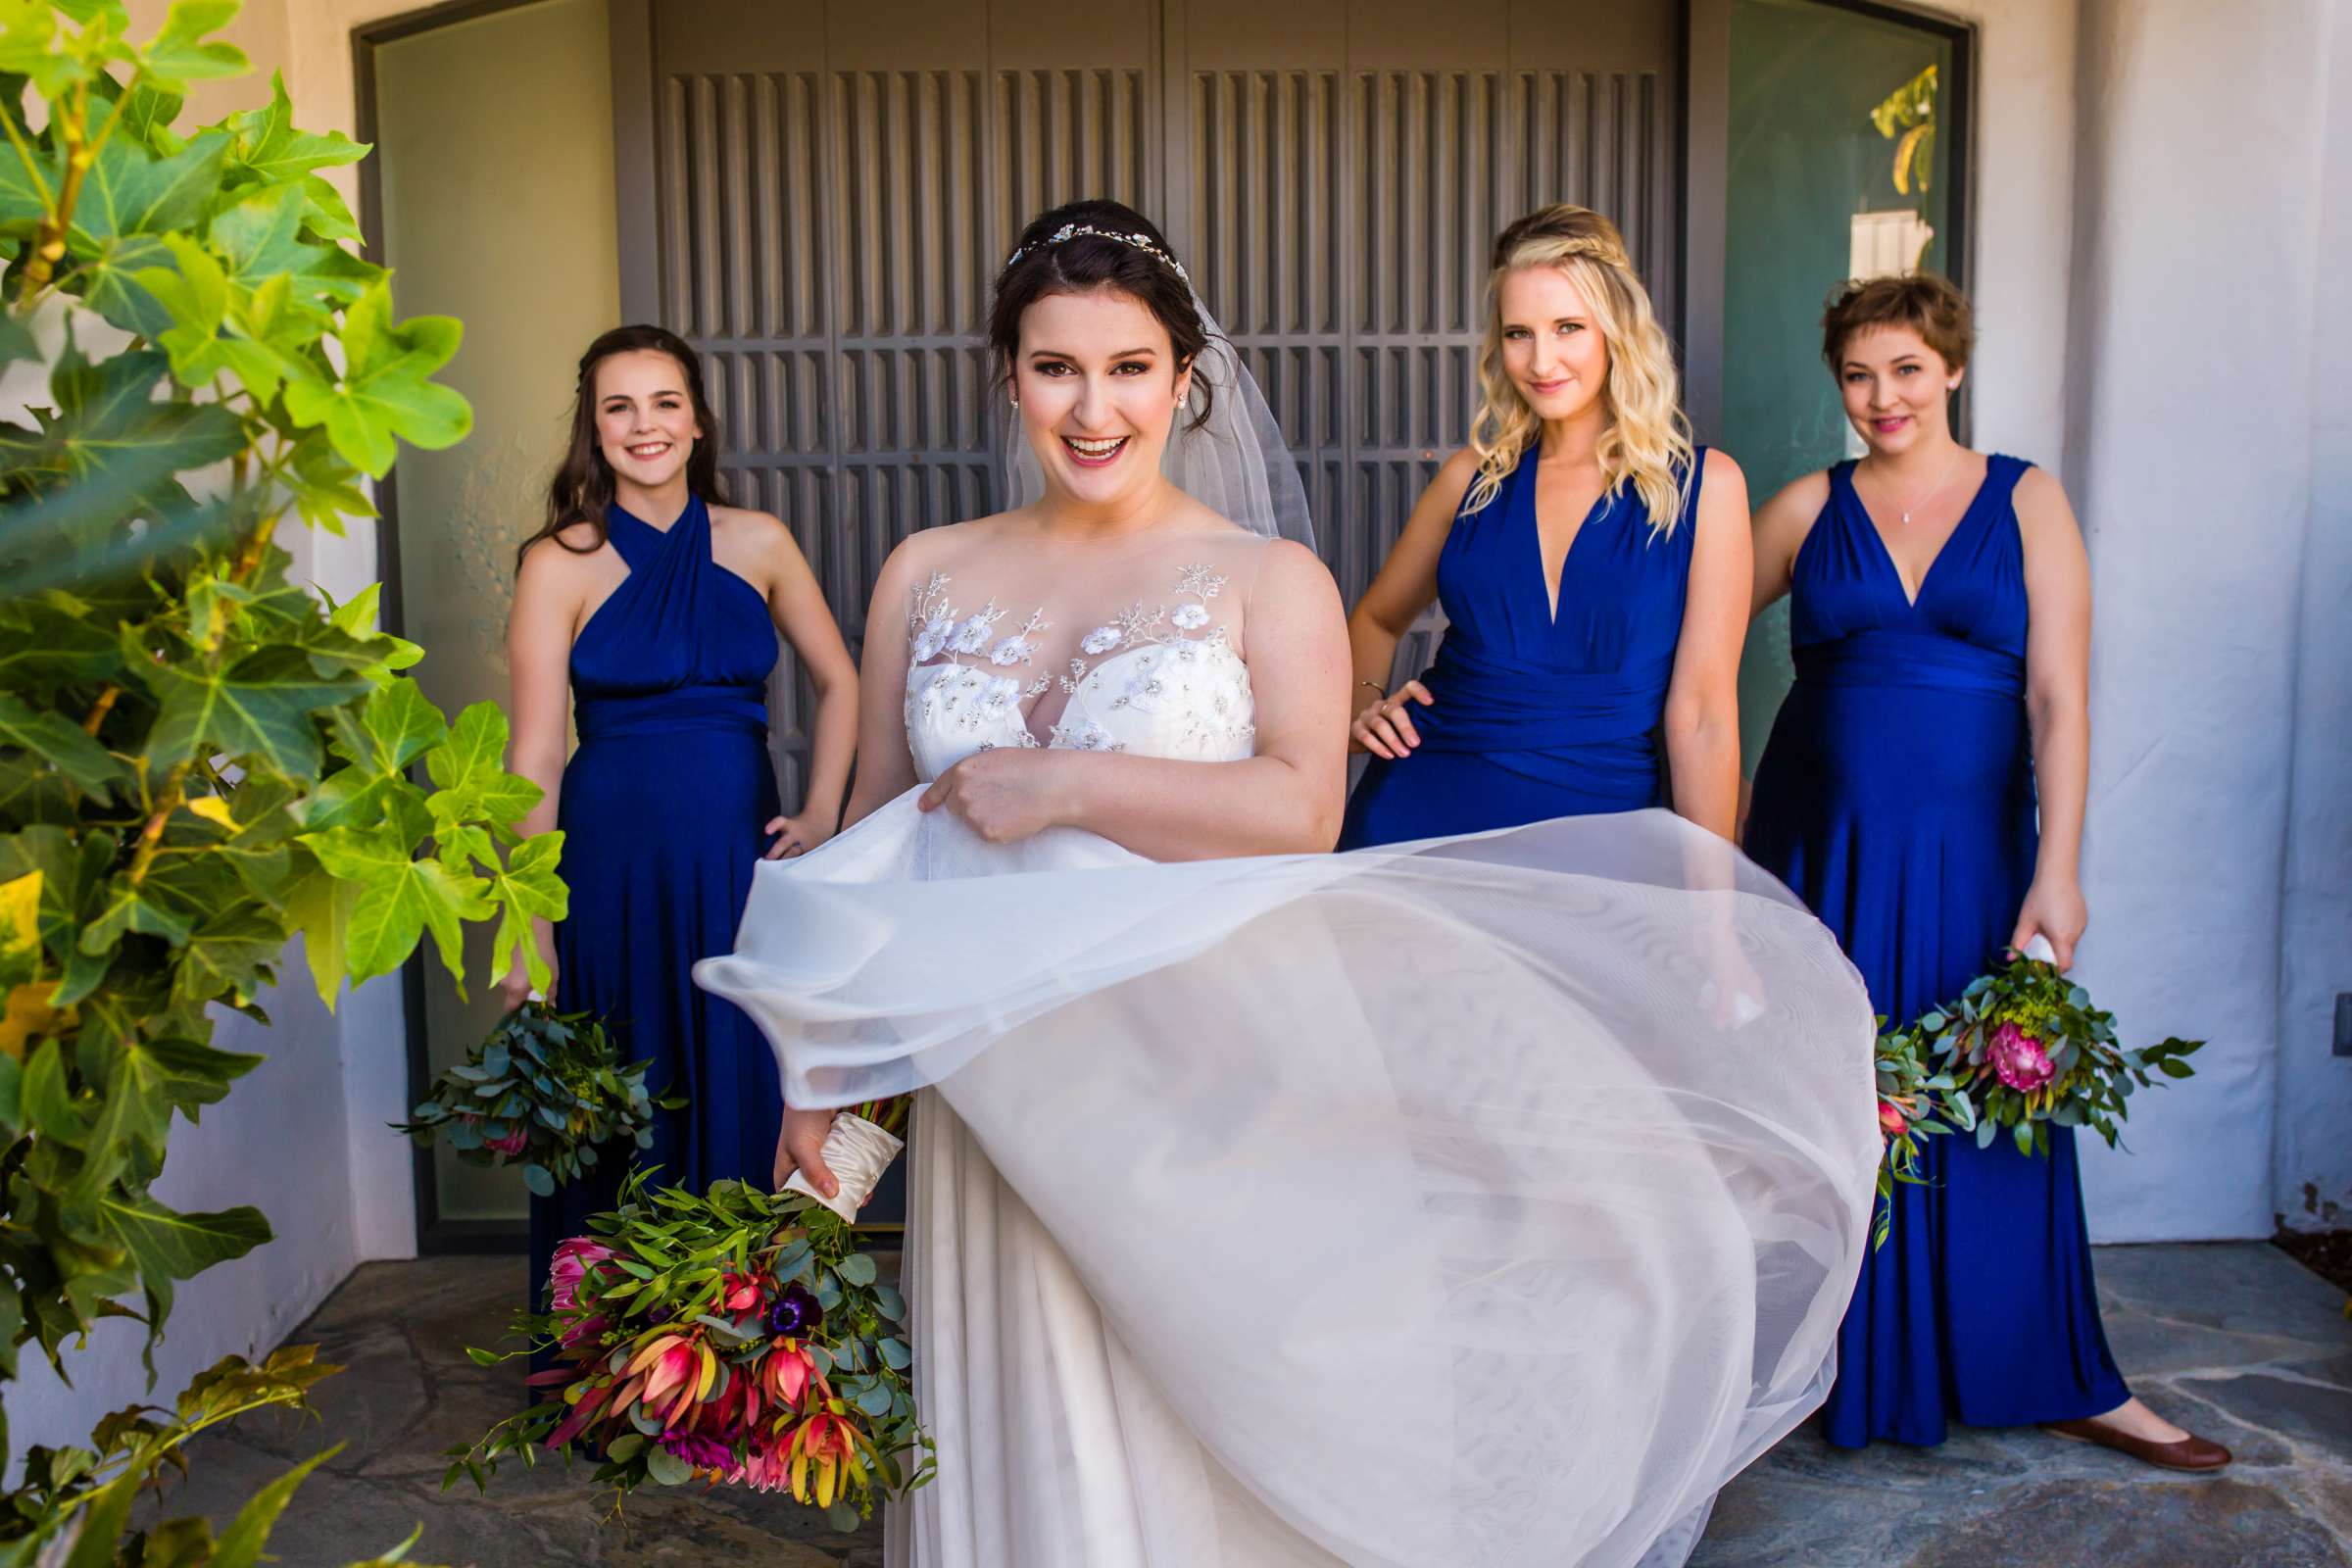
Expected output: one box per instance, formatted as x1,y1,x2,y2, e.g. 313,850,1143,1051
142,1244,2349,1566
1692,1243,2352,1568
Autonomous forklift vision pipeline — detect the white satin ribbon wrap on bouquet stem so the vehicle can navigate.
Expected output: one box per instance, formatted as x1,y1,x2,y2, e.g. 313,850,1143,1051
783,1110,905,1222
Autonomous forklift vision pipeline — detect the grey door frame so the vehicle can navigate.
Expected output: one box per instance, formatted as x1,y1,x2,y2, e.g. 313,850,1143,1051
355,0,565,1256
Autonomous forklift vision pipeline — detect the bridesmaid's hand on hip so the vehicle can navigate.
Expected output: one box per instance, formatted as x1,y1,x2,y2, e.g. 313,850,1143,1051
2011,878,2088,971
1349,679,1433,760
764,810,833,859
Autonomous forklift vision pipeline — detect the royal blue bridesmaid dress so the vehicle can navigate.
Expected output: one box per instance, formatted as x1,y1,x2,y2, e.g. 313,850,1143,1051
526,495,786,1322
1743,455,2130,1446
1338,447,1703,848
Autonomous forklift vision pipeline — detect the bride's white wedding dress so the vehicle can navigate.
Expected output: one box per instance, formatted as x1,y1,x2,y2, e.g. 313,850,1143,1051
696,530,1879,1567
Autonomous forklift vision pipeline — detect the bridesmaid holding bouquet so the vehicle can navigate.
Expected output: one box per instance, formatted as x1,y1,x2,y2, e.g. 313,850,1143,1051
1743,274,2227,1469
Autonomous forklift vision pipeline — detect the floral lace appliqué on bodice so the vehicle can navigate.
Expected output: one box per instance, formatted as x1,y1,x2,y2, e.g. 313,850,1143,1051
903,564,1256,781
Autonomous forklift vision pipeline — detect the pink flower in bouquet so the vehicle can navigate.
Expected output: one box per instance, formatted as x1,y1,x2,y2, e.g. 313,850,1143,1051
627,1332,714,1429
486,1126,529,1155
734,1432,794,1493
1988,1021,2056,1092
760,1343,819,1412
1878,1100,1908,1138
720,1270,763,1313
548,1238,614,1315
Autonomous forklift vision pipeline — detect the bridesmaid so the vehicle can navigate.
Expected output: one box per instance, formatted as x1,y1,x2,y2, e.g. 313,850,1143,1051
505,325,858,1324
1339,204,1748,847
1743,274,2228,1467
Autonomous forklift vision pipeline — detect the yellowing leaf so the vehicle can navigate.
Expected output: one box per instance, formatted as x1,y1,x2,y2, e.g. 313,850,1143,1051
0,981,72,1060
185,795,234,828
0,868,41,976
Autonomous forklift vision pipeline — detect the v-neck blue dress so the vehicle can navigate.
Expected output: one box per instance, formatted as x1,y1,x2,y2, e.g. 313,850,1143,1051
526,496,786,1332
1339,448,1704,848
1744,455,2130,1446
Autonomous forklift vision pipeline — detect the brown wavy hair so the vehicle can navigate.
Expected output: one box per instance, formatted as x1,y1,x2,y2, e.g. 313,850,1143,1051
514,323,729,569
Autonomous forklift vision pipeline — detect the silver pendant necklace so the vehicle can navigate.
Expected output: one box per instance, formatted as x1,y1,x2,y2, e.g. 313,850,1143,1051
1870,447,1968,527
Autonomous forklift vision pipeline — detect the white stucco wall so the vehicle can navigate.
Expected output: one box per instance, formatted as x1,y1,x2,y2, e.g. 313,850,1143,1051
2276,4,2352,1234
1912,0,2349,1244
2061,0,2337,1242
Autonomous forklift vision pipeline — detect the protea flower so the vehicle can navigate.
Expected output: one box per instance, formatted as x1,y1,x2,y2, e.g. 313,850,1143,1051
761,1343,819,1411
785,1410,868,1508
548,1238,614,1314
627,1333,718,1429
1988,1021,2056,1092
485,1126,530,1156
735,1433,794,1493
721,1270,763,1313
1878,1100,1909,1138
770,1283,823,1338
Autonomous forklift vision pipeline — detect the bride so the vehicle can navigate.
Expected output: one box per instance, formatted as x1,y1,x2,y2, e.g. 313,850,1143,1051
695,200,1881,1567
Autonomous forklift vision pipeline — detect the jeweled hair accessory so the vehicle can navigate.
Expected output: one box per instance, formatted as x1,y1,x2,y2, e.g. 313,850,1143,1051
1003,222,1192,283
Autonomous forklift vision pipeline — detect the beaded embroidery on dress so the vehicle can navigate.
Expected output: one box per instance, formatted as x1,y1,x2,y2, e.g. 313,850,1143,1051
902,552,1260,780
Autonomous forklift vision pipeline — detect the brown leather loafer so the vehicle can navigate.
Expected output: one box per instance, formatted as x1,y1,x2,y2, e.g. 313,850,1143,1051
2041,1418,2233,1472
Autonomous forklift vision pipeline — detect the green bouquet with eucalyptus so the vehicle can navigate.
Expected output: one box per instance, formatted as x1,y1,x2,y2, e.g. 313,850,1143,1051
396,1003,676,1196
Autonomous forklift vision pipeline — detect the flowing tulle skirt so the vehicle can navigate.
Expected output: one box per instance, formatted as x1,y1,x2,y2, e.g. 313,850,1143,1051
697,797,1880,1567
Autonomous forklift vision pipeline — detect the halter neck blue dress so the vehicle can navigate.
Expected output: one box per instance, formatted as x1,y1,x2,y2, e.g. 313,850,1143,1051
526,495,786,1328
1744,456,2131,1446
1339,449,1702,848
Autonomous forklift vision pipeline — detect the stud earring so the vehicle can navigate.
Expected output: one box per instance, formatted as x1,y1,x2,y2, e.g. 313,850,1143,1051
1010,397,1020,411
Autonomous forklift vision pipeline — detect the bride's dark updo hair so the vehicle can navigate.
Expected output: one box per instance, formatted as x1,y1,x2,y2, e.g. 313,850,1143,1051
988,198,1215,430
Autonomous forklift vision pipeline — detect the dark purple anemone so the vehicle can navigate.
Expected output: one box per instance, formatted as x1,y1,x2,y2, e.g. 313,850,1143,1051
769,1283,823,1338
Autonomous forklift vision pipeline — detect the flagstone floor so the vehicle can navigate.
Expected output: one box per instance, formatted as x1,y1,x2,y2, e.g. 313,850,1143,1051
151,1242,2351,1567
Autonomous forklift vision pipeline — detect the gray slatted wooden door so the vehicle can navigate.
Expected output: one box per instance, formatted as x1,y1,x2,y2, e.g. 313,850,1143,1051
612,0,1678,797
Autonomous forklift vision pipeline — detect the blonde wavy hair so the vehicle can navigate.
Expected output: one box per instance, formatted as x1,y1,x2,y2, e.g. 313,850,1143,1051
1465,205,1694,533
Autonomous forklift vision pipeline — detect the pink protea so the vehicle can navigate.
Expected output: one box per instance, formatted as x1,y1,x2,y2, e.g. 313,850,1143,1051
559,1311,608,1351
548,1238,615,1315
1878,1100,1909,1138
1988,1021,2056,1092
485,1126,530,1156
734,1433,795,1493
760,1343,818,1411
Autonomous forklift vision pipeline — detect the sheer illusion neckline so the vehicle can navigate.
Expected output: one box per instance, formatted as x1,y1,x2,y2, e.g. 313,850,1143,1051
905,563,1244,749
1837,456,1996,611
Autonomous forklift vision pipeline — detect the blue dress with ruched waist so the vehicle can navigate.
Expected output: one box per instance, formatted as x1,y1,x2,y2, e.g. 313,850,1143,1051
527,496,784,1331
1338,446,1702,847
1744,455,2130,1446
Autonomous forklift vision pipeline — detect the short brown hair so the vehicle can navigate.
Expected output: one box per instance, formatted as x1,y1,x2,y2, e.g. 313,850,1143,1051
1822,272,1975,373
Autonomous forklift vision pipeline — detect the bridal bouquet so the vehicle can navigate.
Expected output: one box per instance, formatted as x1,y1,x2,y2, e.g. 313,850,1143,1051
395,1003,675,1197
447,1101,928,1530
1878,947,2204,1162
